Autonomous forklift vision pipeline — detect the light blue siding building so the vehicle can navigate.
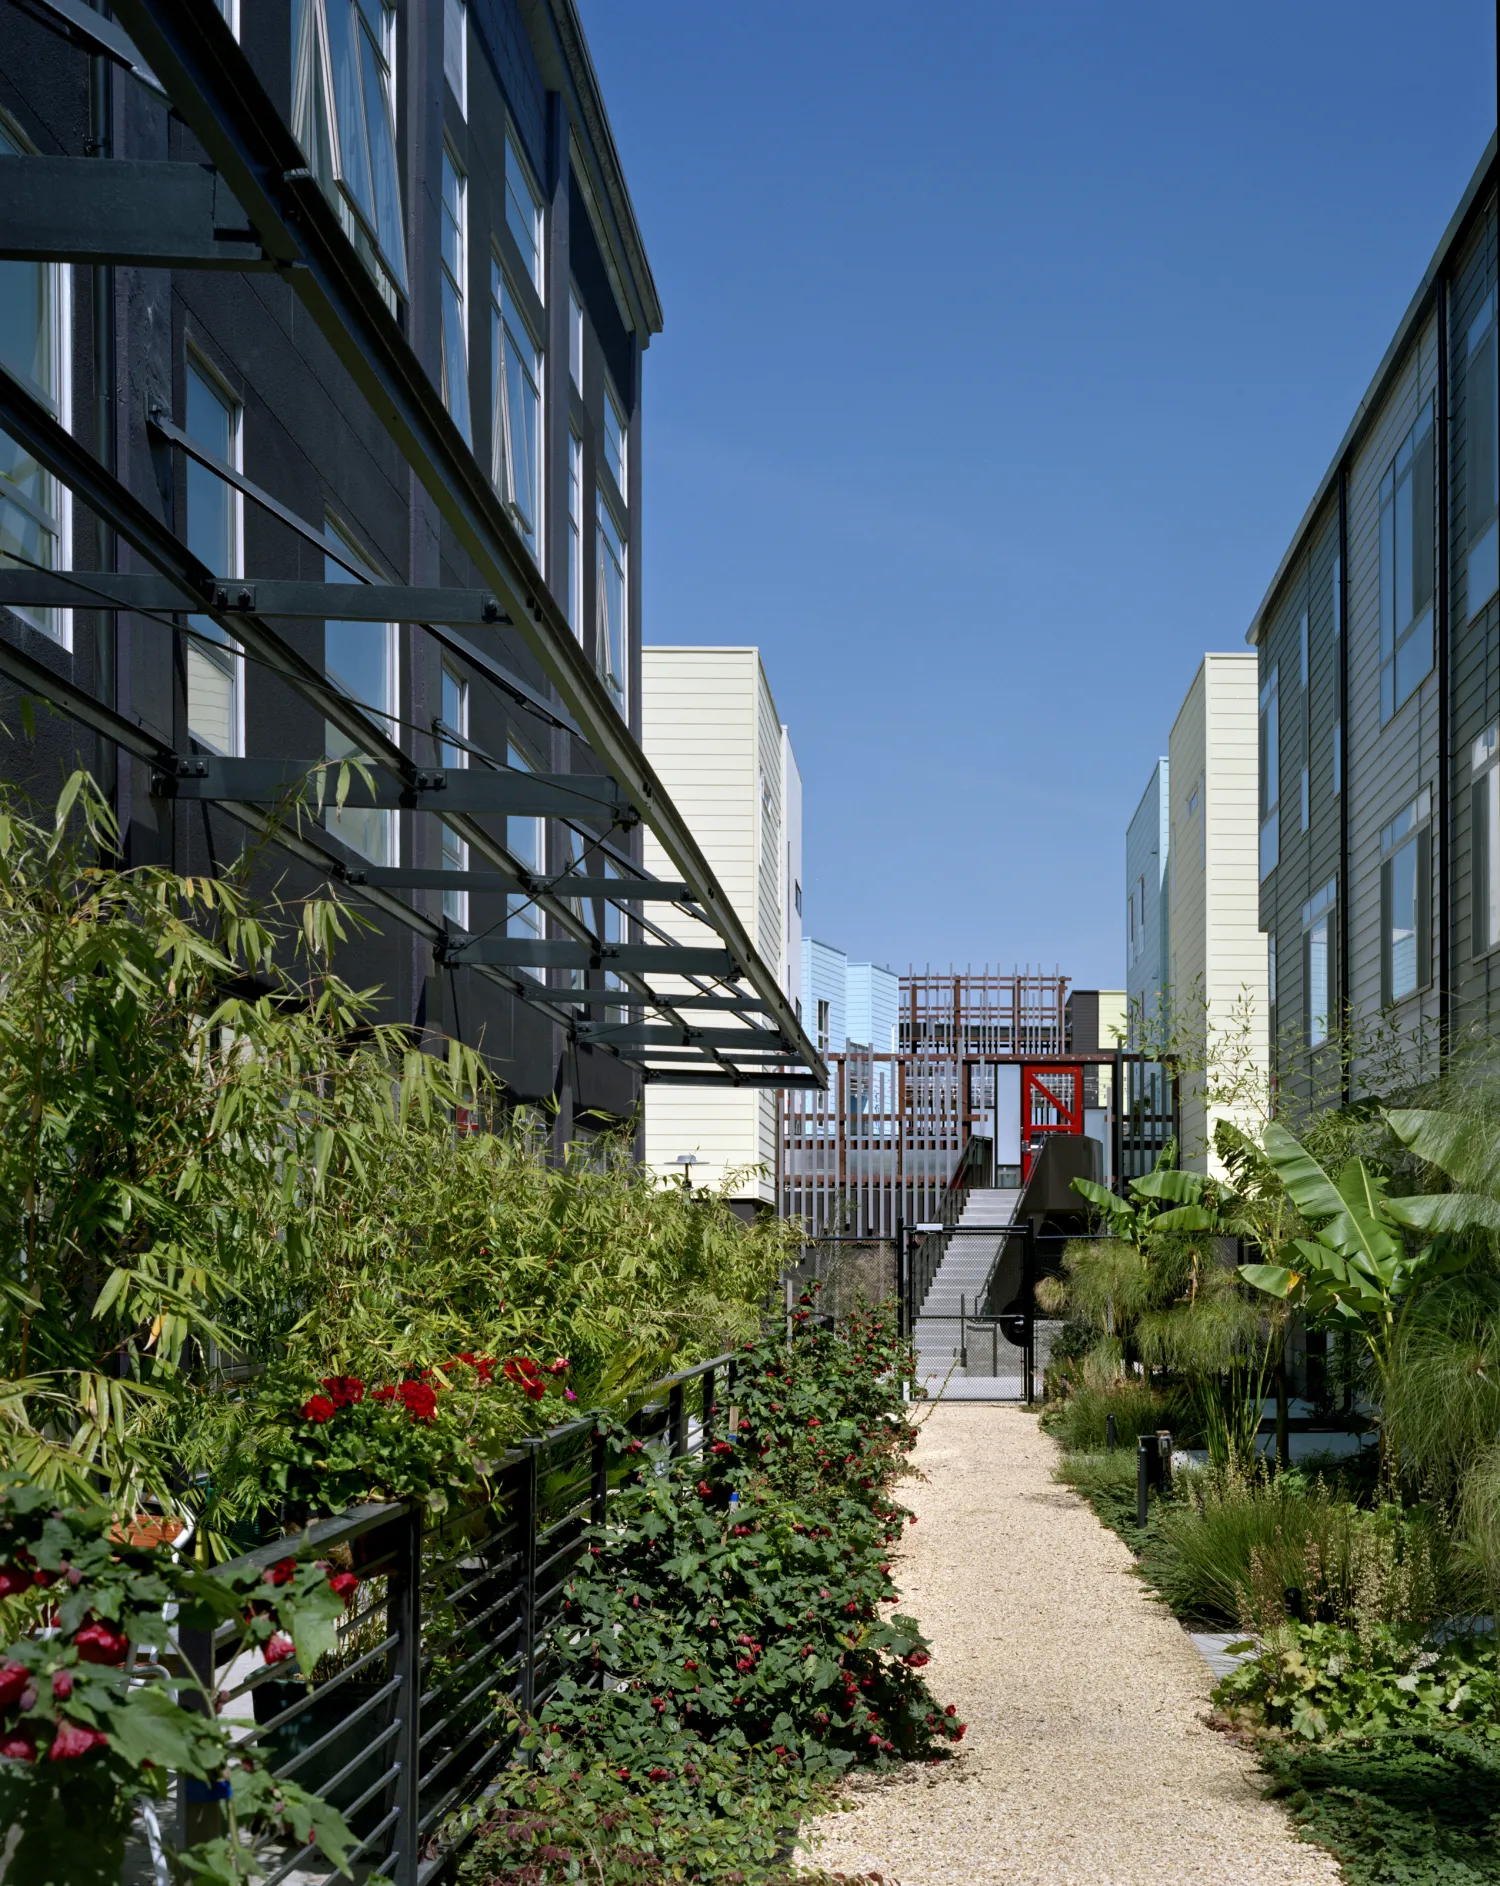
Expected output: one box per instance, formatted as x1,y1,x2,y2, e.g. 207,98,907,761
801,938,848,1055
846,962,899,1052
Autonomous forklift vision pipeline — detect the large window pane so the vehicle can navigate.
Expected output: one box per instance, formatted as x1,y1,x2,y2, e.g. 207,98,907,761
323,527,395,864
439,150,470,443
0,123,65,643
291,0,406,298
1389,837,1418,1001
506,739,543,940
440,666,468,925
185,364,241,753
492,267,542,555
1380,405,1436,719
1468,295,1498,615
1306,916,1329,1047
505,134,542,294
566,431,582,634
596,498,626,716
603,384,626,500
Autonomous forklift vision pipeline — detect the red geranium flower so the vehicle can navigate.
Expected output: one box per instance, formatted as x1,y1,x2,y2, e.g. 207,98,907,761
320,1375,364,1409
263,1558,297,1589
503,1359,547,1402
73,1619,129,1667
300,1394,337,1425
326,1570,360,1608
548,1356,569,1375
373,1385,398,1403
397,1380,438,1424
49,1720,108,1760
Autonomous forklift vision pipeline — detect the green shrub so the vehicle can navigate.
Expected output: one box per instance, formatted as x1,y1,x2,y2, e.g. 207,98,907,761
1262,1732,1500,1886
1141,1463,1480,1630
453,1300,957,1885
1042,1369,1185,1455
1052,1449,1146,1544
1213,1620,1500,1742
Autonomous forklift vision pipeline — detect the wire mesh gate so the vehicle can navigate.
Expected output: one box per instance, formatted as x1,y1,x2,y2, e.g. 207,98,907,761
901,1220,1043,1403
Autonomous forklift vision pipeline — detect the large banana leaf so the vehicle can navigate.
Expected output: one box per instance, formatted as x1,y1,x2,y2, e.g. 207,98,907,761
1260,1121,1347,1218
1130,1168,1209,1205
1260,1125,1399,1276
1387,1106,1500,1197
1382,1190,1500,1234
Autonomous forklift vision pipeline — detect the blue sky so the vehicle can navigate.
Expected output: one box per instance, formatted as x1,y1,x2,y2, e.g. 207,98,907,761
578,1,1497,990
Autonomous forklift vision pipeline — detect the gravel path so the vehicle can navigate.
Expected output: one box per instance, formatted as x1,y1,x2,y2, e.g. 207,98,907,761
800,1404,1340,1886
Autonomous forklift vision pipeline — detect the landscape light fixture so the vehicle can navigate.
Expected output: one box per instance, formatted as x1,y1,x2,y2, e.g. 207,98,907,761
673,1154,701,1192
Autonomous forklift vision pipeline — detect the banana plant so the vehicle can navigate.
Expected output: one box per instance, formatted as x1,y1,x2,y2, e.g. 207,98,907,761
1072,1163,1248,1244
1238,1121,1475,1392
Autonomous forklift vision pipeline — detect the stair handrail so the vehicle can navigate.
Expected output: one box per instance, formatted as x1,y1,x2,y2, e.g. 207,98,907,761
910,1132,993,1317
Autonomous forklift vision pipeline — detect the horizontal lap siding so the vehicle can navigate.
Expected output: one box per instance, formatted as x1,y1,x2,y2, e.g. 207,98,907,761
641,648,777,1202
1261,509,1341,1116
1203,654,1268,1162
1345,314,1443,1095
1451,194,1500,1042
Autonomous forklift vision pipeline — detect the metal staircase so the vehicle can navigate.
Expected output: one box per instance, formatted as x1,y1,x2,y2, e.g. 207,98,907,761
915,1185,1024,1400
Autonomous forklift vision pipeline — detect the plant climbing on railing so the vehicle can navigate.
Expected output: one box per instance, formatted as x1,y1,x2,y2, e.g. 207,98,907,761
0,1472,358,1886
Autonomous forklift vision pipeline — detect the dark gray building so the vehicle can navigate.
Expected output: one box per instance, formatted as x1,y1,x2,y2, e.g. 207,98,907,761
1251,136,1498,1115
0,0,821,1140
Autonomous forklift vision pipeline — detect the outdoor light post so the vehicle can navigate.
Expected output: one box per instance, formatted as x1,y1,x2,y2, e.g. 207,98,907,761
672,1153,700,1192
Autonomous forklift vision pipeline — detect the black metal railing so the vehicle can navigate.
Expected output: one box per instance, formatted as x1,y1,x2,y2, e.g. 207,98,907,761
173,1352,736,1884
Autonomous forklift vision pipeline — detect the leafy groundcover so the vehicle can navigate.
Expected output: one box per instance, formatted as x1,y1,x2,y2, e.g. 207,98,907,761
454,1296,959,1885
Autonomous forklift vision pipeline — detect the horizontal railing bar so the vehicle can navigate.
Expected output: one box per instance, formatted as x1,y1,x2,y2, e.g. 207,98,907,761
416,1730,507,1835
420,1586,518,1666
211,1502,409,1585
418,1661,508,1748
419,1627,514,1711
228,1635,399,1724
265,1674,401,1781
425,1552,519,1612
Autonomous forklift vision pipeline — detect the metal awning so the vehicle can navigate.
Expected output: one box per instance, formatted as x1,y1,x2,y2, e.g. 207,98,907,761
0,0,825,1093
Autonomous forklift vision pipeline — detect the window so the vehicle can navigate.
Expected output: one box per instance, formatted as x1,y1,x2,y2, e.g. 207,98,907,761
184,362,243,754
1379,400,1435,720
1185,785,1198,820
601,858,626,1020
506,739,543,942
323,522,396,864
1127,886,1138,963
566,431,582,634
1473,723,1499,957
569,290,583,391
1259,665,1279,880
1380,789,1432,1005
1467,291,1498,616
440,667,468,926
816,999,831,1054
492,264,542,557
212,0,239,33
290,0,407,301
439,149,471,444
794,880,802,916
0,119,70,645
596,497,626,716
505,133,543,296
442,0,466,114
1302,878,1336,1049
603,382,626,500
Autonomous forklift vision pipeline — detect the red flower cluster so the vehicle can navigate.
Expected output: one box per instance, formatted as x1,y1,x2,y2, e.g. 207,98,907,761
300,1394,337,1425
50,1720,109,1760
503,1358,548,1402
373,1380,439,1424
452,1352,497,1384
320,1375,365,1408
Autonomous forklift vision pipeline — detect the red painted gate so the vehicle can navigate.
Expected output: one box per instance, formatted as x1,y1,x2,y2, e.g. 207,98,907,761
1020,1063,1085,1181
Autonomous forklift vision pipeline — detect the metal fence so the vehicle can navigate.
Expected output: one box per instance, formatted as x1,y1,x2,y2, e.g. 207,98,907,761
172,1354,735,1885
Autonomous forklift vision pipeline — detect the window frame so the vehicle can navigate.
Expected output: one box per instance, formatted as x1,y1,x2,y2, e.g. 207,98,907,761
289,0,408,304
1379,789,1433,1007
0,111,73,649
602,380,627,504
1301,877,1337,1050
568,289,583,392
1472,723,1499,960
1466,290,1498,618
439,144,471,444
442,0,466,116
566,428,582,636
491,260,544,563
321,516,398,866
504,130,544,299
1378,399,1436,722
440,666,469,927
505,736,544,942
183,351,245,757
595,492,627,718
